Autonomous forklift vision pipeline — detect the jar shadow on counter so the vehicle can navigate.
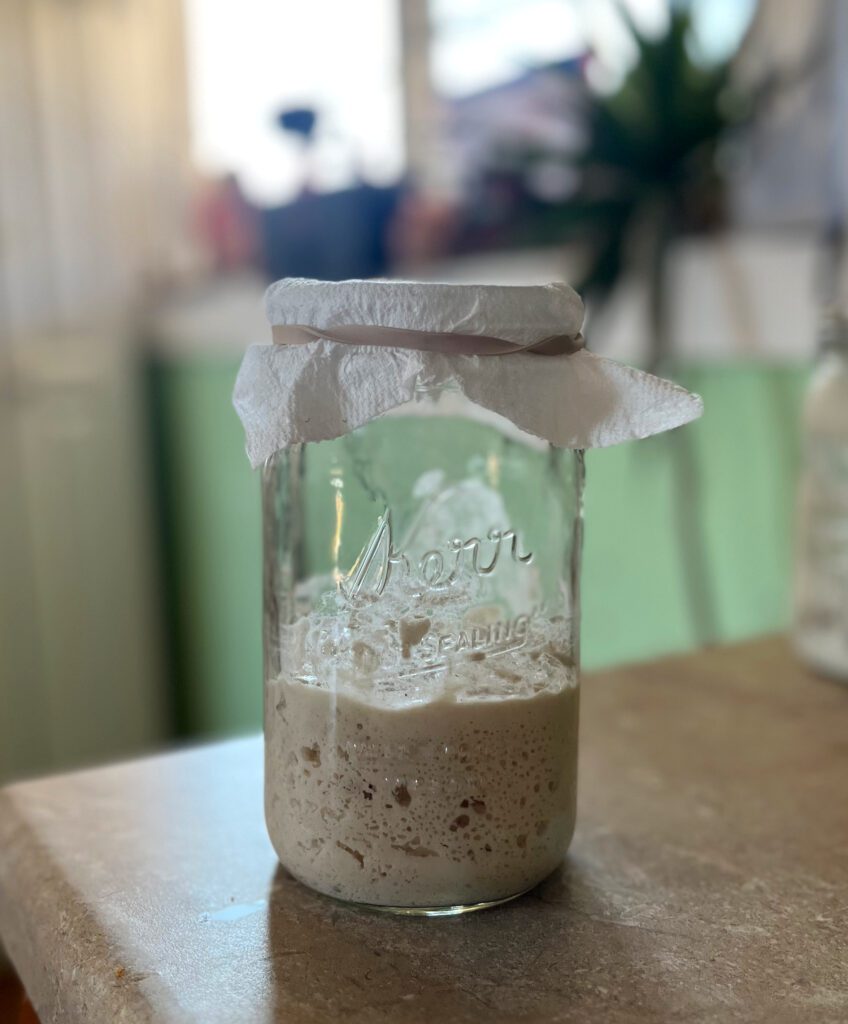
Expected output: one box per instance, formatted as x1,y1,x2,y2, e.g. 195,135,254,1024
265,858,676,1022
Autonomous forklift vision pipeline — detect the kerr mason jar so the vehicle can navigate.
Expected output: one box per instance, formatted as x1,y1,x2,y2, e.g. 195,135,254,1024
262,382,584,914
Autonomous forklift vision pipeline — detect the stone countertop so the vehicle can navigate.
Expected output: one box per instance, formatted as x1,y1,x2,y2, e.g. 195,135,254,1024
1,637,846,1023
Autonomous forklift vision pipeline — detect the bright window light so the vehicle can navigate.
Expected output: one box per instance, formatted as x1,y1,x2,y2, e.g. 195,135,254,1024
183,0,404,205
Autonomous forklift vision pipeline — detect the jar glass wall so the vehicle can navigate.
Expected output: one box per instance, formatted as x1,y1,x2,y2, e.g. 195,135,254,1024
793,321,848,680
262,382,584,914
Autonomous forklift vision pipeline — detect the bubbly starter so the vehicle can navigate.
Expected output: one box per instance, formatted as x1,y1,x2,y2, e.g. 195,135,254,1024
265,578,579,908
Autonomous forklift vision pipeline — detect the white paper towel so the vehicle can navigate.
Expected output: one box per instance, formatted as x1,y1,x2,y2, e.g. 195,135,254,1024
233,279,703,467
264,277,585,347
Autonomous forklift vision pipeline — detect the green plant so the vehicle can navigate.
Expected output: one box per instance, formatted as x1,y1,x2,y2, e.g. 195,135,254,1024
539,5,746,337
526,3,748,644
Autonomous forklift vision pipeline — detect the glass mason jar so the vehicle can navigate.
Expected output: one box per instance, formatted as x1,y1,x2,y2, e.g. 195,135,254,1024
262,381,584,914
794,310,848,680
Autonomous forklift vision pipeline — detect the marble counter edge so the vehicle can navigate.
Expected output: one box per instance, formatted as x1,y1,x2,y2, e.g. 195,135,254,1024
0,773,184,1023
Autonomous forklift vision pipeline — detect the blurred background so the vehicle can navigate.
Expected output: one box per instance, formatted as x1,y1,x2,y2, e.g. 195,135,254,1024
1,0,846,782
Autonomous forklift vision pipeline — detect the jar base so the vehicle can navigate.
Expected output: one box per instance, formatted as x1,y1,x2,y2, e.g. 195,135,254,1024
325,887,532,917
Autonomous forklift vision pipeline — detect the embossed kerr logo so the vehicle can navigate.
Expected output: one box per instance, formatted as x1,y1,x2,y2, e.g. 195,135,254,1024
340,509,533,602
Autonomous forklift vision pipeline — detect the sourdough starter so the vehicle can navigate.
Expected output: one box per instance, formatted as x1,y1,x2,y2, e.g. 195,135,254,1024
265,641,578,908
